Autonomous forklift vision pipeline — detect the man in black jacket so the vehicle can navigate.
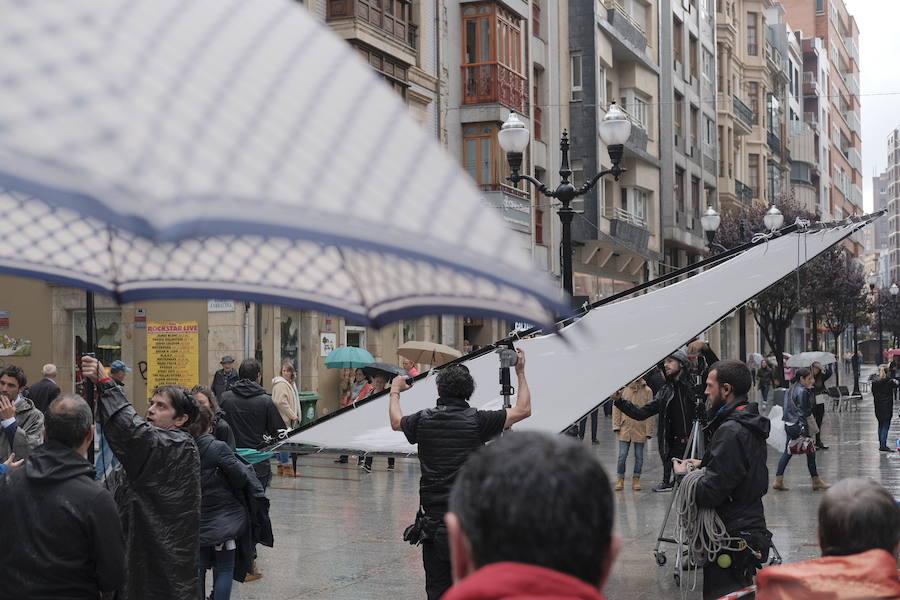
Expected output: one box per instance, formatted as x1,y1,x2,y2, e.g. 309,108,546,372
389,349,532,600
614,350,698,492
218,358,285,489
82,356,200,600
25,363,60,415
0,394,126,599
674,359,771,600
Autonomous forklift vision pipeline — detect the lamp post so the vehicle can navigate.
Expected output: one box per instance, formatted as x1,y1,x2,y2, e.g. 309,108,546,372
868,272,885,362
701,205,783,362
499,103,632,297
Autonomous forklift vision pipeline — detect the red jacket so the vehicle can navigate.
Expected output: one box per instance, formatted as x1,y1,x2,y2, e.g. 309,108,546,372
755,549,900,599
441,562,608,600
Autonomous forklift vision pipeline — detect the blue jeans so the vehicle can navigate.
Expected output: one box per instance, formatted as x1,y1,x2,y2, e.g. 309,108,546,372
277,451,290,464
198,546,236,600
616,440,644,477
759,385,770,405
776,434,817,477
878,420,891,448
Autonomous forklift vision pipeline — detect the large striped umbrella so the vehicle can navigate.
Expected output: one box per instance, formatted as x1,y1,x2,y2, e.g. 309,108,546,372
0,0,564,327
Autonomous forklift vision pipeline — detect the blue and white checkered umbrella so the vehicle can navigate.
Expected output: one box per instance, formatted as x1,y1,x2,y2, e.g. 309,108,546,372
0,0,564,327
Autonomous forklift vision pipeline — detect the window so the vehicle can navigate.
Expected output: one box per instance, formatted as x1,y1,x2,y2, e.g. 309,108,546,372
463,123,499,188
690,105,699,152
747,12,758,55
620,90,649,133
815,0,824,13
689,35,698,79
748,81,759,124
704,116,715,152
597,65,608,108
674,92,683,138
535,208,544,244
702,48,714,80
571,54,583,101
691,177,701,219
355,44,409,99
619,187,648,225
673,17,684,69
462,3,526,112
675,168,685,213
749,154,760,197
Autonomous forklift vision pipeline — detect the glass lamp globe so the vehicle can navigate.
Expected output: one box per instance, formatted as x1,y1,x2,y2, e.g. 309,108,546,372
598,102,632,146
700,206,721,233
891,283,899,297
498,112,530,153
763,205,784,231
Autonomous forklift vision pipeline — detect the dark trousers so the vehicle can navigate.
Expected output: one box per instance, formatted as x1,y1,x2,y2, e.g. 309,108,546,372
812,402,825,445
578,409,599,441
662,441,688,484
422,524,452,600
703,558,754,600
254,462,271,490
878,419,891,448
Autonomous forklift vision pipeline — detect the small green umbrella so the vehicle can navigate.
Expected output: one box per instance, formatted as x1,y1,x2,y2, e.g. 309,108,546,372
324,346,376,369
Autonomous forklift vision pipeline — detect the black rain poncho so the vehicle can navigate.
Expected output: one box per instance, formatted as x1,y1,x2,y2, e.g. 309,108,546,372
98,381,201,600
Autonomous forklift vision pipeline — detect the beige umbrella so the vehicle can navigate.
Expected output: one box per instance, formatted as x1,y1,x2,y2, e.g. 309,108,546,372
397,341,462,366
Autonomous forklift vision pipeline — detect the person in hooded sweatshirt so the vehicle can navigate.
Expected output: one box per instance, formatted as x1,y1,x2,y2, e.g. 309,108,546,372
442,431,618,600
218,358,286,490
0,394,126,600
674,359,771,600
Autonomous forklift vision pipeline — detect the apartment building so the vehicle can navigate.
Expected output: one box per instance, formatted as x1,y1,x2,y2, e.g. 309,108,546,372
566,0,663,301
798,35,831,218
888,131,900,285
658,0,718,270
781,0,862,252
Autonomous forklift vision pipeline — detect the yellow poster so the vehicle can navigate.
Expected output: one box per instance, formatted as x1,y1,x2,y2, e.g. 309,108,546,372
147,321,199,392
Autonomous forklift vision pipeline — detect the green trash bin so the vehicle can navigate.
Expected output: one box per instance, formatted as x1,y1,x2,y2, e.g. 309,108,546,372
298,392,319,425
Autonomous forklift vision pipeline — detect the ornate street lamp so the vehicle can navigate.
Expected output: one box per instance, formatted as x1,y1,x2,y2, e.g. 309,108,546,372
499,103,631,296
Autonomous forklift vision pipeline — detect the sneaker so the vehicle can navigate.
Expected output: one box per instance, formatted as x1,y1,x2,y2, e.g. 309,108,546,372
386,463,395,471
334,456,348,464
880,445,892,451
653,482,674,492
362,463,372,473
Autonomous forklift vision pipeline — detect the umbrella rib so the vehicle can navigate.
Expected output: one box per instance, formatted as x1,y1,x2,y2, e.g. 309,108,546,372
335,247,369,318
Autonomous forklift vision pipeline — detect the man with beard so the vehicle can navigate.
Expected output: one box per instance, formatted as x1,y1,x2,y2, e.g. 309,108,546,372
674,359,771,600
614,350,697,492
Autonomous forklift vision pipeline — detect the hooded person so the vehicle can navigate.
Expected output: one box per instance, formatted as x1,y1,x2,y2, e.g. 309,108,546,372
0,394,126,599
614,349,698,492
674,359,771,600
217,358,286,490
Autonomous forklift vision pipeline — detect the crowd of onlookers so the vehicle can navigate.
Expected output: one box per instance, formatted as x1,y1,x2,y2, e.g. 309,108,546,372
2,350,900,600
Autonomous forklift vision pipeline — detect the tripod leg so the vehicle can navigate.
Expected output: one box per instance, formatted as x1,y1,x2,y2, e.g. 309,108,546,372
654,480,680,553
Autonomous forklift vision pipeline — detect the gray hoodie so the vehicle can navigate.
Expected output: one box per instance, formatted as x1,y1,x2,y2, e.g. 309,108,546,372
15,395,45,450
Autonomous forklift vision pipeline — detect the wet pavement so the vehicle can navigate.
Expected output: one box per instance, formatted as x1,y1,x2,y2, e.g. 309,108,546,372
234,367,894,599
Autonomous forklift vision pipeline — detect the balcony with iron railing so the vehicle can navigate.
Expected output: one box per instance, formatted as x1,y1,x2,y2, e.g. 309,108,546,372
732,95,755,131
603,0,648,52
327,0,416,51
461,63,527,114
768,130,782,158
603,205,647,229
735,179,752,204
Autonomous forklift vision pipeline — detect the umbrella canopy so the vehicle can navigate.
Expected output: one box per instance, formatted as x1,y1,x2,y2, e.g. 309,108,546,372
361,363,410,382
397,341,462,366
0,0,564,327
786,352,837,368
747,352,764,368
324,347,375,370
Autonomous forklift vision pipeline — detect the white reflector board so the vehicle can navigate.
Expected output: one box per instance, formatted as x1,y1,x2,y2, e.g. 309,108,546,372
284,222,864,454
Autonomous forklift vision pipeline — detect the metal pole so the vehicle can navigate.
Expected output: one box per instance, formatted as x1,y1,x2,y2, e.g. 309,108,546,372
85,290,95,465
852,321,860,396
738,306,747,362
879,291,885,362
559,201,574,297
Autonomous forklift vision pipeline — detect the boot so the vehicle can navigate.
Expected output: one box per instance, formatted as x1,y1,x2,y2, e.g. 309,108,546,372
812,476,831,490
614,477,625,491
282,466,296,477
632,476,642,491
276,464,285,476
772,475,789,491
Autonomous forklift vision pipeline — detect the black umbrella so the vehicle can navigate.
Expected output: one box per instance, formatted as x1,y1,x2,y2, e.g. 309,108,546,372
362,362,410,382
